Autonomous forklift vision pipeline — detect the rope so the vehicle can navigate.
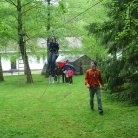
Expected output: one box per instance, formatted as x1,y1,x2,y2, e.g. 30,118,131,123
53,0,104,33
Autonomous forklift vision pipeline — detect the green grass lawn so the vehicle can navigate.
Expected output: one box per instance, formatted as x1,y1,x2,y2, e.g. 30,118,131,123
0,75,138,138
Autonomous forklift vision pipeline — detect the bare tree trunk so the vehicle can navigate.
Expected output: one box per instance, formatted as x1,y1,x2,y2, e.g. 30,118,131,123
17,0,33,83
0,54,4,81
19,39,33,83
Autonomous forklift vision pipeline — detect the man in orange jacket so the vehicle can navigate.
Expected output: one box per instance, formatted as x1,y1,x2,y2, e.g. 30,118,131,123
85,61,104,114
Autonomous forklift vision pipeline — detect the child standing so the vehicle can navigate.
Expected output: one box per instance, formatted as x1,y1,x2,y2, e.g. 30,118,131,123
67,67,74,85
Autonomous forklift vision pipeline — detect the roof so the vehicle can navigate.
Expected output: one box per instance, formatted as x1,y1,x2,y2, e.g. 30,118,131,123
65,37,82,47
37,37,82,48
56,54,85,62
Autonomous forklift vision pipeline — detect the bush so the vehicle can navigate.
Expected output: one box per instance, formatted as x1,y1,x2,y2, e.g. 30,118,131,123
109,83,138,105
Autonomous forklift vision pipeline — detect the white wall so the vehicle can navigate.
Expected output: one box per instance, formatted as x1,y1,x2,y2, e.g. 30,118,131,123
1,56,45,71
28,56,44,70
1,58,11,71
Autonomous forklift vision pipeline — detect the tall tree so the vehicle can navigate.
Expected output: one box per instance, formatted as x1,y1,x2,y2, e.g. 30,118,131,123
17,0,33,83
1,0,49,83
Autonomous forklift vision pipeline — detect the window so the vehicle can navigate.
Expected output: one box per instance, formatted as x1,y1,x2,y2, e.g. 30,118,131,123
11,61,16,69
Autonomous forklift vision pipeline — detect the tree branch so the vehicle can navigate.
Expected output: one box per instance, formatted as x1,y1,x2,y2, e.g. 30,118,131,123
4,0,17,7
22,1,34,8
21,5,38,15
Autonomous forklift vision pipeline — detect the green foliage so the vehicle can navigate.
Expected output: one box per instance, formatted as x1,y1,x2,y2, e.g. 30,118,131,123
80,35,108,60
85,0,138,104
109,83,138,105
58,0,68,13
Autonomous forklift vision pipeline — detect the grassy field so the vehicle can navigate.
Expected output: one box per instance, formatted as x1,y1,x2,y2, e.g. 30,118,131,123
0,75,138,138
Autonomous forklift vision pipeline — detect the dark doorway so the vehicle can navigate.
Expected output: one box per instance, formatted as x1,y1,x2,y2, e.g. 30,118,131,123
11,61,16,69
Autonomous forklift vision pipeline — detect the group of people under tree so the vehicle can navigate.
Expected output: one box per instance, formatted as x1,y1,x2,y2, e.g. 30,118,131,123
47,36,104,114
54,66,74,84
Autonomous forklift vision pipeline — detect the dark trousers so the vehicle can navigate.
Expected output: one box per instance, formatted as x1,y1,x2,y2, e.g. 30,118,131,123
89,86,102,110
65,77,69,83
48,51,58,77
68,76,73,84
62,73,65,83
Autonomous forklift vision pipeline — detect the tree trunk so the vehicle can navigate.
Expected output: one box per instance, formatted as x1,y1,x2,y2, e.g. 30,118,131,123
0,54,4,82
19,39,33,83
17,0,33,83
45,0,51,77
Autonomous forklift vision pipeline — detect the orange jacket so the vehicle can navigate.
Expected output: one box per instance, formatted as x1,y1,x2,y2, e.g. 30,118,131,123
85,69,104,87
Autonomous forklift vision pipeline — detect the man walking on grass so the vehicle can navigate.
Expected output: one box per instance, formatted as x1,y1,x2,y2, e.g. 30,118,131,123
85,61,104,114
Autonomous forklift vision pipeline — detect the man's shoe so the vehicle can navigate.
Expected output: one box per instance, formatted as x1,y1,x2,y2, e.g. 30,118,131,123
99,110,103,114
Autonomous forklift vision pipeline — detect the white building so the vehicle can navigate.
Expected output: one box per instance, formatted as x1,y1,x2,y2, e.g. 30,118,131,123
1,37,82,74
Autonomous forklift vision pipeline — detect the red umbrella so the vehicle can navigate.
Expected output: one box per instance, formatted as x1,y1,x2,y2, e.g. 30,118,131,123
58,62,67,68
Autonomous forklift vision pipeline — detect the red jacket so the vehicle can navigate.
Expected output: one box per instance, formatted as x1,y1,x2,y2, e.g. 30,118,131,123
85,69,104,87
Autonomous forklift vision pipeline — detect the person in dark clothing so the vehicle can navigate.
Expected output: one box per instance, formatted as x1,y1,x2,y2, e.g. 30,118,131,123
64,69,69,83
61,67,65,83
55,66,62,83
47,36,59,84
61,60,69,83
